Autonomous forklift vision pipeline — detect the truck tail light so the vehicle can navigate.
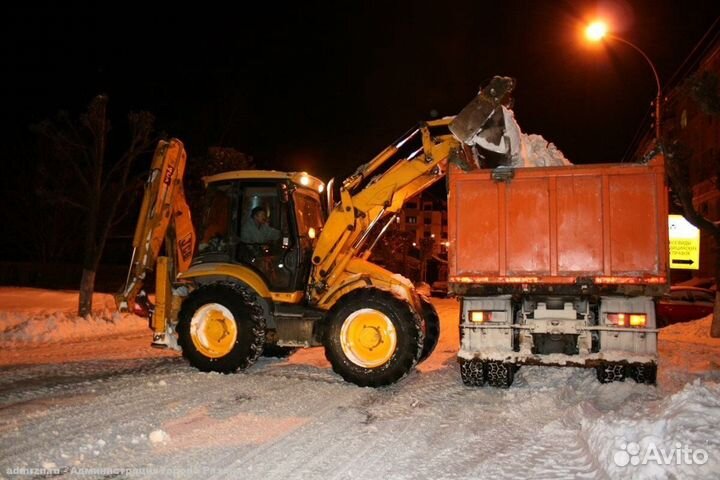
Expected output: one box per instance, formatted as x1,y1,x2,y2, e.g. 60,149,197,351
469,311,492,323
606,313,646,327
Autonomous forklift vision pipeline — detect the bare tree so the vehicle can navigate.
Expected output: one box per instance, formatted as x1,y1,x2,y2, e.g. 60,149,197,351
665,71,720,337
34,95,156,317
3,150,83,265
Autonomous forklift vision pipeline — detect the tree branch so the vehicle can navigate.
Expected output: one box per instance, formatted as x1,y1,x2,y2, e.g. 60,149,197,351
40,190,90,211
666,139,720,239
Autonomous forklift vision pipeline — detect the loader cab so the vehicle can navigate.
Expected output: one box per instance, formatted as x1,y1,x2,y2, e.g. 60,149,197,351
195,171,325,294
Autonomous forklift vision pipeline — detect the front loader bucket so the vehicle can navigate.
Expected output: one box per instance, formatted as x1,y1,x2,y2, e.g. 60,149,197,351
449,76,515,144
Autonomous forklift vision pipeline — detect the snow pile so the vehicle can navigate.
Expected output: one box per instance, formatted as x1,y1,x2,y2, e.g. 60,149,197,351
660,314,720,346
521,134,571,167
580,380,720,479
0,288,146,346
657,314,720,388
470,106,572,167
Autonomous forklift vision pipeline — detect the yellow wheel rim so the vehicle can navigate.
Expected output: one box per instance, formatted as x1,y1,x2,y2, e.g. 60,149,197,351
340,308,397,368
190,303,238,358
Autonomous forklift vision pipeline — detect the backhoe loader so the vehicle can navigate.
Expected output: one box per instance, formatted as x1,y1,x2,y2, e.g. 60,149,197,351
116,77,515,387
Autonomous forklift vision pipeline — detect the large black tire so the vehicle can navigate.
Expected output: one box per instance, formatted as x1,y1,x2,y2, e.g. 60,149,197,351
323,288,424,387
596,363,627,383
629,363,657,385
177,282,265,373
460,359,485,386
418,295,440,364
485,361,515,388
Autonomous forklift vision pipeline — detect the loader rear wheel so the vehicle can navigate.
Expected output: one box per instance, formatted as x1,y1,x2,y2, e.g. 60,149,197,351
418,295,440,363
324,288,423,387
177,282,265,373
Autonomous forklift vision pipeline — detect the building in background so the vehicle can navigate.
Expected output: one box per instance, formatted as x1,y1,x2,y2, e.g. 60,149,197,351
397,191,448,283
658,36,720,280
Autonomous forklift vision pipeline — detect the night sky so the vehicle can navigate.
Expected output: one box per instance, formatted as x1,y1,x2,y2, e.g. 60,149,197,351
3,1,720,183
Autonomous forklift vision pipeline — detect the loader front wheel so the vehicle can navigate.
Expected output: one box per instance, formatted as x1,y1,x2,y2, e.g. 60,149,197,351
324,288,423,387
418,295,440,363
177,282,265,373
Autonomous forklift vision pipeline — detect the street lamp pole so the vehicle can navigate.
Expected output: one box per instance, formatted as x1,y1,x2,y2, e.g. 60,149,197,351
585,22,663,141
606,34,663,141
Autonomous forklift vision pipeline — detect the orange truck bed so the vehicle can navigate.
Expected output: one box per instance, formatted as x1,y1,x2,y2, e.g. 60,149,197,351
448,156,669,294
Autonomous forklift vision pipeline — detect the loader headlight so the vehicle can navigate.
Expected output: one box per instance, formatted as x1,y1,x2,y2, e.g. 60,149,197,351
606,313,646,328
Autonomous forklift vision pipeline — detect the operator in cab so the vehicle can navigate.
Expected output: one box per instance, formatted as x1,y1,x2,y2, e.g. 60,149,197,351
239,206,285,284
240,206,281,245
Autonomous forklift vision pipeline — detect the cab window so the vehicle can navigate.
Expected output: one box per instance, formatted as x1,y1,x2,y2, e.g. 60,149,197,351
294,190,324,242
197,183,233,254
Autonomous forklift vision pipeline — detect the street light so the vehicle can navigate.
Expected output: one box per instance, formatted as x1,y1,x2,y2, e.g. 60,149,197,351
585,20,662,141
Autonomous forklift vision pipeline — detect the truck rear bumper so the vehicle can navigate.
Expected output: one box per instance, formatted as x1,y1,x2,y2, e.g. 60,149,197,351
459,295,659,368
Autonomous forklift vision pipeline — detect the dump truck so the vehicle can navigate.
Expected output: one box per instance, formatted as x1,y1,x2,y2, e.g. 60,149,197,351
448,151,668,387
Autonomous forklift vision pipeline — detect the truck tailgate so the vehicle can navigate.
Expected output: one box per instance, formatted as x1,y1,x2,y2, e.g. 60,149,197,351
448,157,668,288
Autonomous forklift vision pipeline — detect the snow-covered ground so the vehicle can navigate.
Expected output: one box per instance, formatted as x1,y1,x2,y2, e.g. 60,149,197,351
1,288,719,479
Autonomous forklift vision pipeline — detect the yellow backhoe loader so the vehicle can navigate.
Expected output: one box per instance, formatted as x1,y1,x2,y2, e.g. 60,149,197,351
115,77,515,387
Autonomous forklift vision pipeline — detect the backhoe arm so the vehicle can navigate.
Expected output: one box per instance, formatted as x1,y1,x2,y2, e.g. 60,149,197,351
115,138,195,314
309,76,515,305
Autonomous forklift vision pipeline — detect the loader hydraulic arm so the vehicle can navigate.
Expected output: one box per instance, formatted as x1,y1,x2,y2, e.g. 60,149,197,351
115,138,196,314
309,122,458,298
309,76,515,304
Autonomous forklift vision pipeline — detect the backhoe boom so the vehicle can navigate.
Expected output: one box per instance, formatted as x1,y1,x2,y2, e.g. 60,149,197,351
115,138,195,318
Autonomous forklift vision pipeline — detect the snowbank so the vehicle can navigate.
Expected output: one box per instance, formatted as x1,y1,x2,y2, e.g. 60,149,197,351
0,287,146,346
580,380,720,479
660,314,720,346
0,290,718,479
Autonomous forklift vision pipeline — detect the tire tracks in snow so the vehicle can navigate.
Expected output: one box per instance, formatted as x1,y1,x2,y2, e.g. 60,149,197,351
201,377,369,480
0,364,273,468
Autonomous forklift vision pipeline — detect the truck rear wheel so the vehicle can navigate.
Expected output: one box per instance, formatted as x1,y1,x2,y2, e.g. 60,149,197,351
629,363,657,385
418,295,440,363
596,363,627,383
485,361,515,388
323,288,423,387
460,359,485,386
177,282,265,373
